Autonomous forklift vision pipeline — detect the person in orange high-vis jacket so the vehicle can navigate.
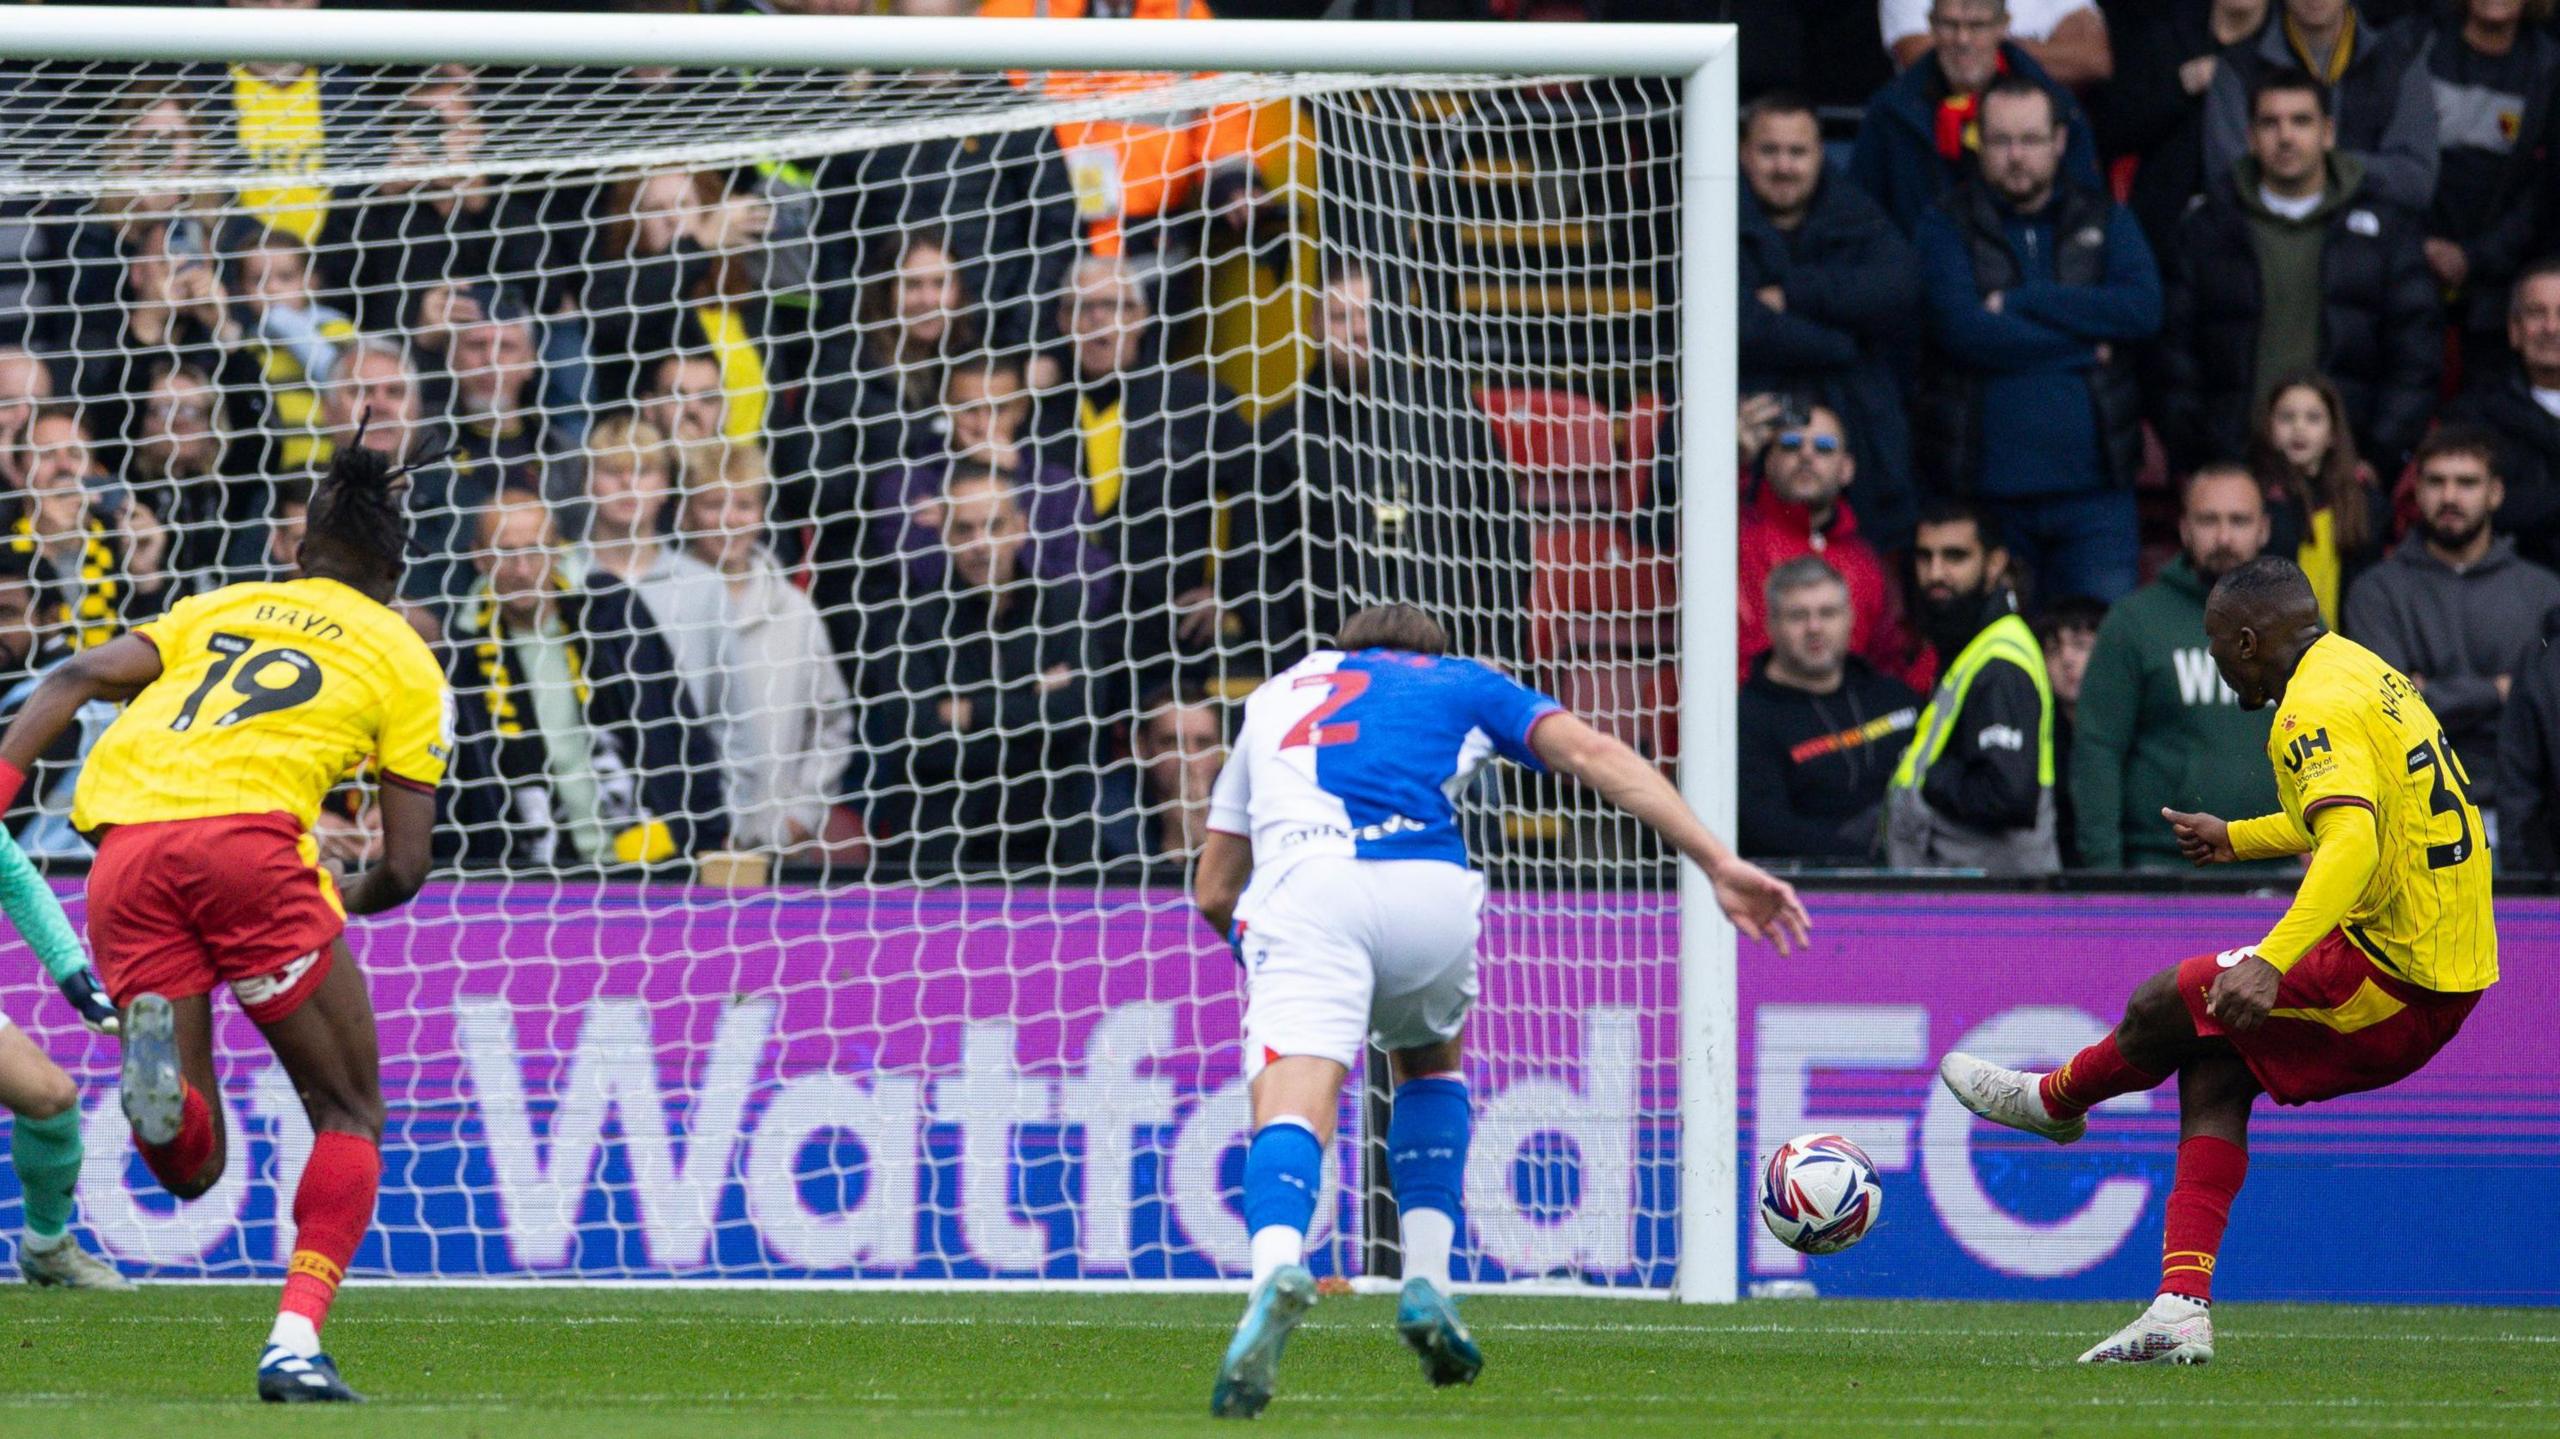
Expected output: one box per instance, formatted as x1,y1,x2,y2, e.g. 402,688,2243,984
980,0,1263,257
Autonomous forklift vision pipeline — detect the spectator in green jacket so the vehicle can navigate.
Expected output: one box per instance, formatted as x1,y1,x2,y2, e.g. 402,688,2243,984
2070,463,2286,869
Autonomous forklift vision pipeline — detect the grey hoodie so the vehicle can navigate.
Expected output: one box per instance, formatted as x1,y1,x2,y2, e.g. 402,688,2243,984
2344,533,2560,810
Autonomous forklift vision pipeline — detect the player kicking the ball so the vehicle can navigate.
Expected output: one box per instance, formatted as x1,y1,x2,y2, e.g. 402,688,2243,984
0,445,448,1401
1941,555,2494,1365
1193,603,1809,1418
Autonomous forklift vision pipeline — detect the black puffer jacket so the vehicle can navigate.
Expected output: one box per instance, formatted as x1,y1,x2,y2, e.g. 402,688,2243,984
1739,170,1923,551
1914,178,2152,498
2499,605,2560,875
1736,653,1922,864
2158,159,2439,471
862,578,1110,871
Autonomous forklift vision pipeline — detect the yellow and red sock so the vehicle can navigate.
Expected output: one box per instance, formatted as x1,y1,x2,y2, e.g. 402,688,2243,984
277,1131,381,1336
2160,1135,2247,1303
136,1083,216,1192
2038,1034,2163,1120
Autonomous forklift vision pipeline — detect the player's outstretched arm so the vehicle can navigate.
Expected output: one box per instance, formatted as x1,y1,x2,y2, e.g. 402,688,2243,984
2163,807,2311,866
0,635,162,788
338,784,436,917
1529,712,1812,955
0,824,116,1034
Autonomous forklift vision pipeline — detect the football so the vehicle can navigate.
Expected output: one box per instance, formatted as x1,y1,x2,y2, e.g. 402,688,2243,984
1759,1133,1884,1256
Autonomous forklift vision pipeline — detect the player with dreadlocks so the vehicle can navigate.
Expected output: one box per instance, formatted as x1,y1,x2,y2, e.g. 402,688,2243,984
0,441,451,1402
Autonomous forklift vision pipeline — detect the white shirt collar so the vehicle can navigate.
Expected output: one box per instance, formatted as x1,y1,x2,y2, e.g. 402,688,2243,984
2258,185,2323,221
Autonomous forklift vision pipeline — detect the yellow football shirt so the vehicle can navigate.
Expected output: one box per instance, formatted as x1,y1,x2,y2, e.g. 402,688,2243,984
73,578,450,832
2262,634,2497,992
230,66,329,243
1079,397,1125,518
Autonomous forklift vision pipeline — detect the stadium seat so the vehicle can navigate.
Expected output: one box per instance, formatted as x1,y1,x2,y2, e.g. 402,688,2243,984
1548,657,1677,761
1525,520,1678,759
1476,385,1652,513
1621,392,1664,478
1526,520,1676,661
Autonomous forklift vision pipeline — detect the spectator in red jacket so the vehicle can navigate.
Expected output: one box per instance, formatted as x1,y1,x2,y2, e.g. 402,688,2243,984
1737,399,1923,690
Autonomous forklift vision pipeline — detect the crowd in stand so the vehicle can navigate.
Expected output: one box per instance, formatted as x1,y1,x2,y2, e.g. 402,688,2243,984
10,0,2560,881
0,0,1325,879
1738,0,2560,875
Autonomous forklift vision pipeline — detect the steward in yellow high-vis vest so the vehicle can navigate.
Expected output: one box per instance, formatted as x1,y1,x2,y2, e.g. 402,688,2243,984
1885,592,2060,874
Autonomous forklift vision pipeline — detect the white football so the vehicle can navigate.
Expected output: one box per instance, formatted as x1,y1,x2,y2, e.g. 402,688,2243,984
1758,1132,1883,1256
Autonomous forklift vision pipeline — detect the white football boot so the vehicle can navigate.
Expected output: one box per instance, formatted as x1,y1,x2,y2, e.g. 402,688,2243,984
2077,1294,2215,1365
17,1236,135,1291
1937,1052,2086,1144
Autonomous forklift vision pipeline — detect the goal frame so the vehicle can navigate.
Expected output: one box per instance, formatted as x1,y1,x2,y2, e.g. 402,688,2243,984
8,5,1741,1305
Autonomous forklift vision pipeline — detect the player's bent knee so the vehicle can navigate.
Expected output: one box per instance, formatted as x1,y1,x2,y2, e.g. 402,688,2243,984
2121,967,2191,1042
23,1066,80,1121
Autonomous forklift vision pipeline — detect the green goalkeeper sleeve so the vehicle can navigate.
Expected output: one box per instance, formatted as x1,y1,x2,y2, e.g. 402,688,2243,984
0,824,86,984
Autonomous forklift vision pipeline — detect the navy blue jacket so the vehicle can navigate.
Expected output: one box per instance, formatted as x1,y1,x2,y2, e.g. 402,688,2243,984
1849,42,2104,237
1739,169,1924,552
1914,179,2161,499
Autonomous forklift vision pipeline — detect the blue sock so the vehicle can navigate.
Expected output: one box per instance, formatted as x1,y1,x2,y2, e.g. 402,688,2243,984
1241,1119,1323,1280
1389,1075,1471,1288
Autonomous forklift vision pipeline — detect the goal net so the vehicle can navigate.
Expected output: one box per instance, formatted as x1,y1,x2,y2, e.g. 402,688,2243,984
0,16,1718,1292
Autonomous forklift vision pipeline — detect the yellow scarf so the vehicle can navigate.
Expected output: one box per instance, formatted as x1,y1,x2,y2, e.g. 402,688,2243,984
1078,396,1125,518
692,304,769,440
2298,506,2344,630
2285,9,2357,86
9,512,121,650
257,313,360,469
467,579,589,738
466,583,676,866
230,65,329,243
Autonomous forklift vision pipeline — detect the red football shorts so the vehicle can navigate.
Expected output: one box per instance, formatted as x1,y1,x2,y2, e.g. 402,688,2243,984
87,811,345,1025
2179,930,2480,1106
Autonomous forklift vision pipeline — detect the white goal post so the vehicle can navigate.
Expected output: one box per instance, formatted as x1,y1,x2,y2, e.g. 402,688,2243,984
0,7,1738,1302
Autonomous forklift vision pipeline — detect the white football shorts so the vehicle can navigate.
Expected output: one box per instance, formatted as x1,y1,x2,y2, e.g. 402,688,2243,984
1233,855,1485,1079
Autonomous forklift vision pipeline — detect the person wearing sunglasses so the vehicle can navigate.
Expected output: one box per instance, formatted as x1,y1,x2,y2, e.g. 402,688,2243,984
1738,91,1923,554
1737,400,1925,694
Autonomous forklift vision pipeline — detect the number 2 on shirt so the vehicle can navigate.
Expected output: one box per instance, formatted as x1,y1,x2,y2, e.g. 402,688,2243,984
1280,670,1369,749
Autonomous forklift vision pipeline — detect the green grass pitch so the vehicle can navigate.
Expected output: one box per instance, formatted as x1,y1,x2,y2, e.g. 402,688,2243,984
1,1287,2551,1436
